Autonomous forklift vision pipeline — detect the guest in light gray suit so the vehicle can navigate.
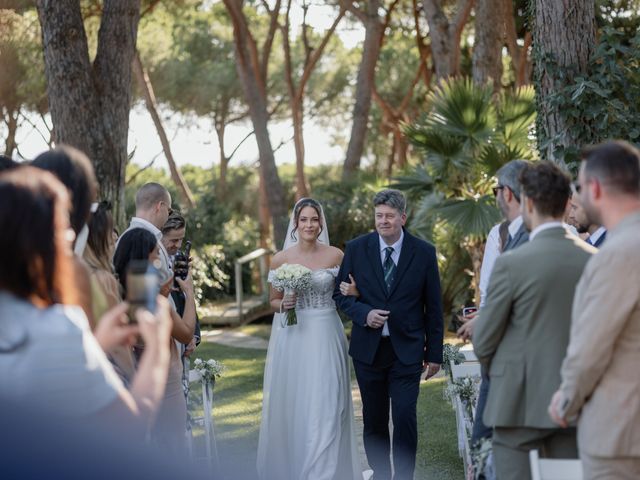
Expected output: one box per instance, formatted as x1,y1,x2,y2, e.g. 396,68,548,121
549,141,640,480
474,162,596,480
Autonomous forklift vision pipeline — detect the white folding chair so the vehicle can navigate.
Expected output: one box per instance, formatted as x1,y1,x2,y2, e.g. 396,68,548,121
451,362,481,379
529,449,583,480
459,343,478,362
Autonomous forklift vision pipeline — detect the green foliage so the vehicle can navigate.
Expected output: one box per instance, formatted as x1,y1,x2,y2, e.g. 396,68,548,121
402,78,535,238
124,163,261,301
536,26,640,171
309,168,386,249
0,10,48,132
401,77,537,313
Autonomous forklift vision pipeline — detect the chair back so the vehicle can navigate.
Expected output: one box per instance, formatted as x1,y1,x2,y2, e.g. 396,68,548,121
529,449,583,480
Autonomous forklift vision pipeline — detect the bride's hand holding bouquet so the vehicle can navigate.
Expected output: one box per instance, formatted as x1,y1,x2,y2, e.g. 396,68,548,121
270,263,313,326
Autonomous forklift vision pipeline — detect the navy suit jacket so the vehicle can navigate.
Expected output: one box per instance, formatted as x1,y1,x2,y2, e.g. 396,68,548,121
333,230,444,366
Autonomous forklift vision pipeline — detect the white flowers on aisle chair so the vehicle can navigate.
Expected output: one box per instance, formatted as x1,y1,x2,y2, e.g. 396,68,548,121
190,358,226,473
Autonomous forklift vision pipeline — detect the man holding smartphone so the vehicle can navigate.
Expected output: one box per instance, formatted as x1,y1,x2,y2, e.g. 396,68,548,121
161,212,201,356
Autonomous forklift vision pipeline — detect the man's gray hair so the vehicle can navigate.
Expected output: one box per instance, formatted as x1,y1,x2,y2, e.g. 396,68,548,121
373,189,406,213
496,159,530,201
135,182,169,211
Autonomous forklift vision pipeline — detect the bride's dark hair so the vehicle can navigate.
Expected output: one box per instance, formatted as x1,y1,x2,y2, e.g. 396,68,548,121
291,198,323,241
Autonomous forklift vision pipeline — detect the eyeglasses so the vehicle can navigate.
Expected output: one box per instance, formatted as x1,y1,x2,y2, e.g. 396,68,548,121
572,181,581,194
492,185,505,197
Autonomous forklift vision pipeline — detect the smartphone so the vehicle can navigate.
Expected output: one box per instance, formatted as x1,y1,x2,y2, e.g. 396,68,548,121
173,240,192,288
462,306,478,317
126,260,160,322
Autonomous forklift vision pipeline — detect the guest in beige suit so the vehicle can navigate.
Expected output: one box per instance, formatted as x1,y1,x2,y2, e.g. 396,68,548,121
474,161,596,480
549,140,640,479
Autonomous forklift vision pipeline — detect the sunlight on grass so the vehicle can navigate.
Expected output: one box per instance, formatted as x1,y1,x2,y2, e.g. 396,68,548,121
190,339,463,479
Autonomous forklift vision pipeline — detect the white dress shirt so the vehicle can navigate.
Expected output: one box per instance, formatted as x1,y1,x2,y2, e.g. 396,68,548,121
479,223,501,308
587,226,607,246
379,230,404,336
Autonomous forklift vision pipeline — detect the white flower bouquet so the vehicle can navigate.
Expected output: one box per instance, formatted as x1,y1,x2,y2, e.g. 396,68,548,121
193,358,226,385
269,263,313,326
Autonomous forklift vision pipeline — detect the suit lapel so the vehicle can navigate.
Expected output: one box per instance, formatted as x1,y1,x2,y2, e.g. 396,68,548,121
388,231,416,297
367,233,388,295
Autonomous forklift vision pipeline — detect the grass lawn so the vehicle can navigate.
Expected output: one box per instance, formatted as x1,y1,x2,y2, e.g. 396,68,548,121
416,376,465,479
190,339,463,479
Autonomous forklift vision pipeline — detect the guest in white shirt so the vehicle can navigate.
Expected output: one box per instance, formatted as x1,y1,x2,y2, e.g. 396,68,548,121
119,182,174,287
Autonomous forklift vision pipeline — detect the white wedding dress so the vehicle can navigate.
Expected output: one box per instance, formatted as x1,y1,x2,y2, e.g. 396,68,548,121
257,267,362,480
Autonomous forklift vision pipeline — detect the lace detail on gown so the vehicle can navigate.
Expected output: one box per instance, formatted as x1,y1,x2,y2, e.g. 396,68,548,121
268,267,340,310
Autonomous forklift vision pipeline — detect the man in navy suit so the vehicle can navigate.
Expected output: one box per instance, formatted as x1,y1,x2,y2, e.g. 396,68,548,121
334,189,444,480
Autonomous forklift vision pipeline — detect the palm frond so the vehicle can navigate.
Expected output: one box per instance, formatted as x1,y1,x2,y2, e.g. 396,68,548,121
425,77,497,149
432,195,501,239
497,86,537,149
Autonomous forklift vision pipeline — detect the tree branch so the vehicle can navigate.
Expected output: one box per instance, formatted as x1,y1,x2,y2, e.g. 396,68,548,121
227,129,255,161
295,6,345,104
338,0,366,23
260,0,282,84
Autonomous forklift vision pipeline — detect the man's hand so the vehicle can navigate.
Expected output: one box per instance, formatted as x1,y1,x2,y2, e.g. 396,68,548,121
548,390,569,428
184,336,197,357
366,309,389,329
457,317,476,342
423,362,441,379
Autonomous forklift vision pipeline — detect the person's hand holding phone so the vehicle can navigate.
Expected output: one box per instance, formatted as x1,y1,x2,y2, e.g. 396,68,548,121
175,273,195,299
456,306,478,342
94,302,139,354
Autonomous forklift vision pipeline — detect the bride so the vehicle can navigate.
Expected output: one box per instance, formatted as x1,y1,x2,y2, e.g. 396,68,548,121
256,198,362,480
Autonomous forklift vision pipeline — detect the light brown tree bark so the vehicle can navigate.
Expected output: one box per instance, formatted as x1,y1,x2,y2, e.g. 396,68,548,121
282,0,344,198
36,0,141,223
533,0,596,165
3,110,18,157
341,0,385,181
422,0,474,80
223,0,288,247
503,0,531,87
472,0,504,89
132,51,195,209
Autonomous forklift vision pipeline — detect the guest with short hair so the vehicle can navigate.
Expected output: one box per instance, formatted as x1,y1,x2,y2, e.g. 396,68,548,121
549,140,640,479
474,161,595,480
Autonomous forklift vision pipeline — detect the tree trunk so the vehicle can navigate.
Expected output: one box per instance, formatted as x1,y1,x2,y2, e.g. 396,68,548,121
214,123,229,198
4,110,18,157
223,0,288,246
291,103,309,198
132,51,195,208
472,0,504,89
258,168,271,250
342,0,383,181
422,0,474,80
533,0,596,166
36,0,140,224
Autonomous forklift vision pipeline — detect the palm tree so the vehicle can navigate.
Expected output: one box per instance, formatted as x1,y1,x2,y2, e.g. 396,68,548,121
396,78,536,313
